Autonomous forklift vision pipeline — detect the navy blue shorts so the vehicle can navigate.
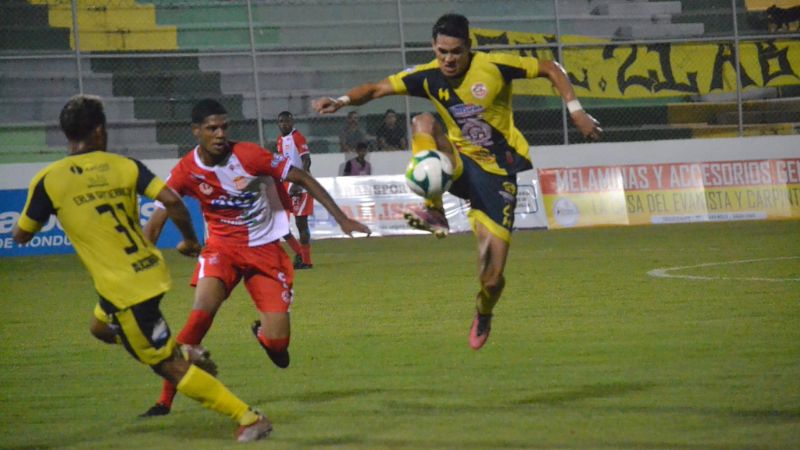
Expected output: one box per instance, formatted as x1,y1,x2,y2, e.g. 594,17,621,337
448,154,518,241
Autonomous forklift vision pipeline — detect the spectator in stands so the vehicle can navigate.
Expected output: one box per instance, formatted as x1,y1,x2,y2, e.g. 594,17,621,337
375,109,407,151
343,142,372,176
339,111,367,159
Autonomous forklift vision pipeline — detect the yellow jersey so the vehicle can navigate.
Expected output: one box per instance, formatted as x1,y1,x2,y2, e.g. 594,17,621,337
388,51,539,176
16,151,171,308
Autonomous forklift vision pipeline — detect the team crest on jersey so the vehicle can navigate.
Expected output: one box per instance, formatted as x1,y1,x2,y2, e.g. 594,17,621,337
471,82,488,99
199,182,214,195
233,176,249,190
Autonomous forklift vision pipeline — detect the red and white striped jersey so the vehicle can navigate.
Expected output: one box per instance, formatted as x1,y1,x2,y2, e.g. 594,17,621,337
165,141,293,247
276,129,308,170
276,129,309,193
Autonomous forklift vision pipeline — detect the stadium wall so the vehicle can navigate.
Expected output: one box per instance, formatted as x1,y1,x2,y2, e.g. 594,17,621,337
1,135,798,256
2,135,797,183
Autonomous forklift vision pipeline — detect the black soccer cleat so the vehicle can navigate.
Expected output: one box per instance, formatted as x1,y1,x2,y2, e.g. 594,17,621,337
250,320,290,369
139,402,170,418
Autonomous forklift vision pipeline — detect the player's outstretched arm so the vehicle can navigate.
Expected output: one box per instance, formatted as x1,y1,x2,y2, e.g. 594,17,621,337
312,79,396,114
285,167,371,237
154,186,201,257
143,206,168,245
537,60,603,141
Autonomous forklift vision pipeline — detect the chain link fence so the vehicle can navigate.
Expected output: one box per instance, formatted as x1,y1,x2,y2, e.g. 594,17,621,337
1,0,798,162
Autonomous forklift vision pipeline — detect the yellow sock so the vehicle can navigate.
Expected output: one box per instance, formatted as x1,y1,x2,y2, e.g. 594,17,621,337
176,365,259,426
411,132,437,154
476,277,505,315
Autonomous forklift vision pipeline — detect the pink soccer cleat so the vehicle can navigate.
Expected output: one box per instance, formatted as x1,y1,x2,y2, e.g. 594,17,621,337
469,312,493,350
403,205,449,238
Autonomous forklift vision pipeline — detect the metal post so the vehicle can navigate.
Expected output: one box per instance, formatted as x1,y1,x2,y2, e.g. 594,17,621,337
246,0,265,147
553,0,568,144
70,0,84,94
731,0,744,137
396,0,413,149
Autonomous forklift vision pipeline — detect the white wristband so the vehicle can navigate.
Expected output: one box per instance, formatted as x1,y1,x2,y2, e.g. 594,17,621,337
566,99,583,114
336,95,351,106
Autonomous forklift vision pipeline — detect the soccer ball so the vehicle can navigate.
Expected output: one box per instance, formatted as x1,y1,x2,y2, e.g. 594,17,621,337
405,150,453,198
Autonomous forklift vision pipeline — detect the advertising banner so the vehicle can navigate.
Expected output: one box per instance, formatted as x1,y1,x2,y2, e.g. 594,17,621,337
472,29,800,98
0,172,547,256
540,158,800,228
300,172,548,239
0,191,204,257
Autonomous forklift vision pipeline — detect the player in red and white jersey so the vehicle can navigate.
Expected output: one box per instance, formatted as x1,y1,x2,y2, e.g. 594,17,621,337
140,99,370,418
276,111,314,269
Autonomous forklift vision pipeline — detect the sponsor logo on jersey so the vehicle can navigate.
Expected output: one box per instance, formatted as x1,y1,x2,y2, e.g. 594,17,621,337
271,154,286,168
448,104,493,147
210,191,256,210
449,104,484,118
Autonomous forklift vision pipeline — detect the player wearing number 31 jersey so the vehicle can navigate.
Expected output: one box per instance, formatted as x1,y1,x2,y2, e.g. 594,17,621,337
13,95,273,442
17,135,171,307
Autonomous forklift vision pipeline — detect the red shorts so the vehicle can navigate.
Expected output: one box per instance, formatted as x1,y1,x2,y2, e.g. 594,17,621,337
291,192,314,217
191,241,294,313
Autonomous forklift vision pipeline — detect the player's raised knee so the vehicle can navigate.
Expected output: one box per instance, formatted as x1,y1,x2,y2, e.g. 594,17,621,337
411,112,436,133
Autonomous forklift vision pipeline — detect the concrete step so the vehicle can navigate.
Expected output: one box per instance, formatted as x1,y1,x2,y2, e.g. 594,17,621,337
616,22,705,38
0,97,136,123
29,119,162,148
593,1,682,16
0,73,114,97
715,110,800,125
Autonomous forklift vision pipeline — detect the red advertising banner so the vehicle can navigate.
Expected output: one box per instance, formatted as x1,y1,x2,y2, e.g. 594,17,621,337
539,159,800,228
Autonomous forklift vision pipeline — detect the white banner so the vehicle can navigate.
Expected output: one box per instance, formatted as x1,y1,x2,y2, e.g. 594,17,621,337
300,171,548,239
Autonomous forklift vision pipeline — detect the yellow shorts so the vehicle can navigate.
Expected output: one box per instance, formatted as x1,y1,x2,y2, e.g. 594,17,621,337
95,294,177,366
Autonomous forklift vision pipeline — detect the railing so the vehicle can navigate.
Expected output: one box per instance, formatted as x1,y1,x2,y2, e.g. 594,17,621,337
0,0,798,160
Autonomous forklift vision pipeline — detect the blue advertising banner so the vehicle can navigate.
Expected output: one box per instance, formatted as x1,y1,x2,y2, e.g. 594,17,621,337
0,189,204,257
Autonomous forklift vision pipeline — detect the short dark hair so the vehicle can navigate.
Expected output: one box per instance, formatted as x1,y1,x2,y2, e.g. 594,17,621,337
356,141,368,150
59,95,106,142
278,111,293,119
432,13,470,42
191,98,227,124
384,109,397,116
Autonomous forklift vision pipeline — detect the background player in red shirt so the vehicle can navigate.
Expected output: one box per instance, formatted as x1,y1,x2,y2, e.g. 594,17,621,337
276,111,314,269
140,99,370,417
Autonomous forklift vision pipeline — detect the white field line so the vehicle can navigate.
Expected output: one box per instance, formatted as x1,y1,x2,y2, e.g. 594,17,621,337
647,256,800,282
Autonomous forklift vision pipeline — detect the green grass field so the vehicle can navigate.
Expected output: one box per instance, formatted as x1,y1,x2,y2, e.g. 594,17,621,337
1,220,799,449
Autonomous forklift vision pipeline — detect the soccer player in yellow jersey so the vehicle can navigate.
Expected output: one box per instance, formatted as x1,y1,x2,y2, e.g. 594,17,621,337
12,95,272,442
313,13,603,350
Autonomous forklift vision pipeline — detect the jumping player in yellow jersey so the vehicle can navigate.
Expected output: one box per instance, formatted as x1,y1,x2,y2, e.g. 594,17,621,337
313,13,603,350
12,95,272,442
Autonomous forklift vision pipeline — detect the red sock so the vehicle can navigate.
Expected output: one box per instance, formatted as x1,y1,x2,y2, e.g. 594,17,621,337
177,309,214,345
158,379,178,408
284,234,303,258
157,310,214,408
258,330,290,353
301,243,312,265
